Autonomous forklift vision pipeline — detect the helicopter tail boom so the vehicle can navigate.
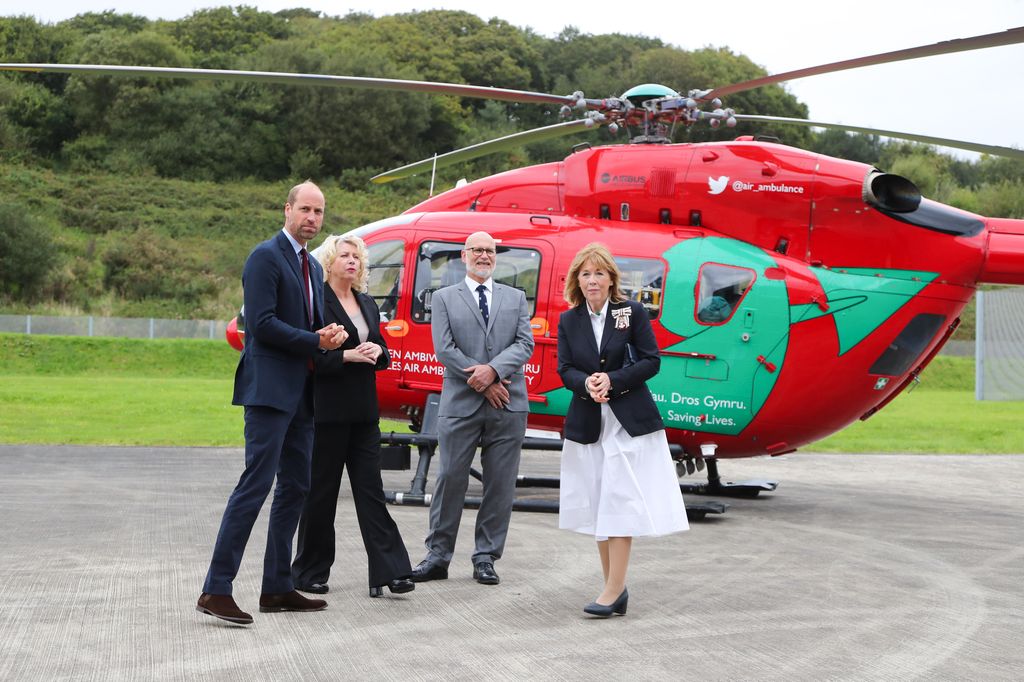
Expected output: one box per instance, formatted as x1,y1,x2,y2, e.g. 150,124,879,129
980,218,1024,284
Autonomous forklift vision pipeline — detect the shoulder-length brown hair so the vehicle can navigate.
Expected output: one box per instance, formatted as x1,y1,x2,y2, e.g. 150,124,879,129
563,242,625,308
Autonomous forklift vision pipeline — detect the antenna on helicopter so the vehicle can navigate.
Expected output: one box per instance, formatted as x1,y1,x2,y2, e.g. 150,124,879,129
429,153,438,197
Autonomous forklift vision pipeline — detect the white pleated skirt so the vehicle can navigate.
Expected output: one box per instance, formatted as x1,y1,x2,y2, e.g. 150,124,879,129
559,403,689,539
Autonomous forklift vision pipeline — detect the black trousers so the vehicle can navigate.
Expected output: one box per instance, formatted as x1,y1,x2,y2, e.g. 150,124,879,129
291,421,411,588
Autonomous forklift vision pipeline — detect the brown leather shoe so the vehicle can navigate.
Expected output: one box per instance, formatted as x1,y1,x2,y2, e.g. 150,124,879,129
196,593,253,625
259,590,327,613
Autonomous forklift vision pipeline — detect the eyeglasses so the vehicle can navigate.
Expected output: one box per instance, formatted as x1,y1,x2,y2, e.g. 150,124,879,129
466,247,496,256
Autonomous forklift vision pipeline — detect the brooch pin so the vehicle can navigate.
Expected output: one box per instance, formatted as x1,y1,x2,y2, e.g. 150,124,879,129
612,307,631,330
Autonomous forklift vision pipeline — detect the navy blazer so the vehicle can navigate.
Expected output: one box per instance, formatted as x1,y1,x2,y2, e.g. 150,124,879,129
557,299,663,444
232,231,325,412
313,287,390,424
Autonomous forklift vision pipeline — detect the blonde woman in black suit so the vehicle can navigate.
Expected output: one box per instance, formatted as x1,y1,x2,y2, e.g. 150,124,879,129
292,234,414,599
557,243,688,618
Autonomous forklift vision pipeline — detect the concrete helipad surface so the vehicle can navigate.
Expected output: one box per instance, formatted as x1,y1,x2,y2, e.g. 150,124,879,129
0,445,1022,680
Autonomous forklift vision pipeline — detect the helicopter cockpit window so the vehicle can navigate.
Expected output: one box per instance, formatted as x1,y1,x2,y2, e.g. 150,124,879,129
366,239,404,322
411,241,540,324
696,263,755,324
614,257,664,319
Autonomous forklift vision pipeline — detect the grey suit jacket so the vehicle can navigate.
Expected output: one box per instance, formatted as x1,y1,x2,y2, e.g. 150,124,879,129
430,280,535,417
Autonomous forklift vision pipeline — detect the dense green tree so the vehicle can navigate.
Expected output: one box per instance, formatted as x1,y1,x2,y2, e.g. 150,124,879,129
0,15,65,62
61,29,192,137
973,180,1024,218
810,129,884,165
975,155,1024,185
59,11,150,35
240,38,433,176
171,6,291,68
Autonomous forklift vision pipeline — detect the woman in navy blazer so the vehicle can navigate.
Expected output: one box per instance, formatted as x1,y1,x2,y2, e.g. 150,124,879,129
291,234,414,599
557,243,688,618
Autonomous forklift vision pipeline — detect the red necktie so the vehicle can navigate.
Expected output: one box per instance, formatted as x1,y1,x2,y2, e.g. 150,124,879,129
300,248,313,329
300,248,315,372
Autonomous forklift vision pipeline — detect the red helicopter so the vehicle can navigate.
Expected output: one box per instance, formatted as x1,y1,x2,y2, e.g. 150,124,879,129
7,27,1023,509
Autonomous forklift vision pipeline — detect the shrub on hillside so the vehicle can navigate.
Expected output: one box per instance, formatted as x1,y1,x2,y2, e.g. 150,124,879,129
0,207,57,301
101,227,219,308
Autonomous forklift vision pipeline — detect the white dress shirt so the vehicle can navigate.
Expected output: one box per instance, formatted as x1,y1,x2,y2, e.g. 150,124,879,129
588,298,609,347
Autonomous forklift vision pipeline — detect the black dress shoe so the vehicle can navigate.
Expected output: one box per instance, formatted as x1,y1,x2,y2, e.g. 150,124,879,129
472,562,500,585
410,560,448,583
583,588,628,617
296,582,329,594
369,578,416,598
258,590,327,613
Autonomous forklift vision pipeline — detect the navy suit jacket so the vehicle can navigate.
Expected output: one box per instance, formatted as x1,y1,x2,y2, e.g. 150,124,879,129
557,299,663,444
313,288,390,424
232,230,326,412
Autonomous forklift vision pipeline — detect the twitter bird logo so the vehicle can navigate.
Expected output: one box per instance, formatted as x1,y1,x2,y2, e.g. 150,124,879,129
708,176,729,195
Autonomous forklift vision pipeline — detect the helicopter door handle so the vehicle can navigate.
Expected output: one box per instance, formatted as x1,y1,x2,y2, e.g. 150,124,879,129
762,161,779,176
383,319,410,337
756,355,777,373
702,151,719,162
662,351,717,361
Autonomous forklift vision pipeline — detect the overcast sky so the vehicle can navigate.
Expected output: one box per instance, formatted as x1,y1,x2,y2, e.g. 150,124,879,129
8,0,1024,159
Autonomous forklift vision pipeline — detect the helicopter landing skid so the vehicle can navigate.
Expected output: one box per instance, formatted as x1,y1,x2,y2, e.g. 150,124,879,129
677,457,778,499
377,440,727,520
468,467,727,521
381,396,727,519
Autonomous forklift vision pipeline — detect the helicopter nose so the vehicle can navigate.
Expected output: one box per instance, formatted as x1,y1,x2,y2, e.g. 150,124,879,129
979,218,1024,285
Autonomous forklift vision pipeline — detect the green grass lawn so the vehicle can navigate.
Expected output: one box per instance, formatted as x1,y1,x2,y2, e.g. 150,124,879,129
0,375,242,446
813,390,1023,453
1,333,1021,452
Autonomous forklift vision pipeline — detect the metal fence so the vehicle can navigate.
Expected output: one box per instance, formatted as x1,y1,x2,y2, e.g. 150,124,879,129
976,289,1024,401
0,314,229,341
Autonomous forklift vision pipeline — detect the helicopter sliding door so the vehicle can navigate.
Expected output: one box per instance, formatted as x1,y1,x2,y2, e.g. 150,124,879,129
653,235,791,437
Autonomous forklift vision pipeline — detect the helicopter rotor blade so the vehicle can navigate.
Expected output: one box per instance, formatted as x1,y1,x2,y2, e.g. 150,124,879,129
0,63,580,107
734,114,1024,160
370,119,598,184
697,26,1024,102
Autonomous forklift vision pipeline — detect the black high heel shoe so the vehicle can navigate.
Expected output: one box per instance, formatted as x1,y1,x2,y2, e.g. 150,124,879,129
583,587,628,617
369,577,416,598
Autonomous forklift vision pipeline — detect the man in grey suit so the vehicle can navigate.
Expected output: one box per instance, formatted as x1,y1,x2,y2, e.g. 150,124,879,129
410,231,535,586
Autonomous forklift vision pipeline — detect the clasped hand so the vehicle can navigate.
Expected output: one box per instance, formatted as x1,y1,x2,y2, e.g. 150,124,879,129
462,363,498,392
462,364,508,409
586,372,610,403
316,323,348,350
344,342,383,364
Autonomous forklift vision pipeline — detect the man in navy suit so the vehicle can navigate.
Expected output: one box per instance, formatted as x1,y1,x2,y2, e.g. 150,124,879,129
197,181,347,625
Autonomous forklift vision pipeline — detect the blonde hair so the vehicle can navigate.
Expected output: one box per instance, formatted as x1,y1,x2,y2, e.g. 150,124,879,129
563,242,625,308
314,233,370,292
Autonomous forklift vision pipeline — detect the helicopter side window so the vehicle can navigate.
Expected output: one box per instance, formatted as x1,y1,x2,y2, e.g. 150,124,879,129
614,257,664,319
365,239,404,322
411,240,540,324
696,263,755,325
